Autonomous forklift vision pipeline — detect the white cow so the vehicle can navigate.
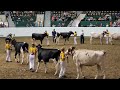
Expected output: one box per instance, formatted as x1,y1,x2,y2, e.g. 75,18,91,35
111,33,120,40
90,32,105,45
67,47,106,79
90,32,113,45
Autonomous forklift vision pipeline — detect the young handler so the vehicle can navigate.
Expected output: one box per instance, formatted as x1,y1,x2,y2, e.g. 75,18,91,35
29,43,37,72
5,40,12,62
59,47,66,79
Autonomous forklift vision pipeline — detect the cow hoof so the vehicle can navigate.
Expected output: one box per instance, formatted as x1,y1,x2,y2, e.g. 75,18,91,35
54,73,57,76
76,77,79,79
17,61,20,63
35,70,38,73
82,76,85,79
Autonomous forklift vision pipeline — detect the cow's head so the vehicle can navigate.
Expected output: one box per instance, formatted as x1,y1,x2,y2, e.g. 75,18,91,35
22,43,29,53
69,31,74,35
101,50,106,56
44,32,49,37
57,32,61,37
11,39,17,47
66,46,76,56
36,44,42,52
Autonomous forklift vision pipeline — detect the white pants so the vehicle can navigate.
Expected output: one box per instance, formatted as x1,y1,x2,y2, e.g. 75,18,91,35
59,61,66,78
46,38,49,45
56,37,60,44
106,36,109,44
29,54,35,69
6,50,11,61
74,37,77,45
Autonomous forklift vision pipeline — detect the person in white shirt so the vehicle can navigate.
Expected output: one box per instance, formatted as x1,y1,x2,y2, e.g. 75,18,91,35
80,30,84,44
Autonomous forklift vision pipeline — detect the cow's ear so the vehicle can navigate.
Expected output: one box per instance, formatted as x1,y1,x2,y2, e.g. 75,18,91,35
72,46,75,50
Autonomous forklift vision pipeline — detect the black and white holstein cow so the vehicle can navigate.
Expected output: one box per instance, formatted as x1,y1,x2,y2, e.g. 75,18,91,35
5,33,13,43
35,44,61,75
56,31,74,45
11,39,29,64
32,33,48,44
67,47,106,79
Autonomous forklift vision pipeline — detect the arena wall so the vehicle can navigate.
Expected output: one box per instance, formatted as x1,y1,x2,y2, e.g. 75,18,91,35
0,27,120,37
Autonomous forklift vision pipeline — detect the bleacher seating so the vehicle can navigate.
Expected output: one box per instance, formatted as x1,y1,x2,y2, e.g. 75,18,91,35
10,11,45,27
0,11,9,28
79,11,120,27
51,11,77,27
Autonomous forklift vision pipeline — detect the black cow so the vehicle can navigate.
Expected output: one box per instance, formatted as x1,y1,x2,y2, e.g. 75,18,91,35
11,39,29,64
5,34,13,43
56,31,74,45
35,44,61,75
32,33,48,44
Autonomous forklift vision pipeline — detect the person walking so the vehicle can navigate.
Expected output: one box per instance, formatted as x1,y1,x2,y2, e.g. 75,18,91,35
80,30,84,44
52,29,56,43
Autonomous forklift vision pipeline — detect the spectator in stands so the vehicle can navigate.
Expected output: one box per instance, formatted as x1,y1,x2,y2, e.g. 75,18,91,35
61,23,65,27
58,23,61,27
52,15,55,21
37,21,40,27
110,21,112,27
52,24,56,27
80,30,84,44
106,23,109,27
6,13,9,21
35,21,38,27
40,21,43,27
52,29,57,43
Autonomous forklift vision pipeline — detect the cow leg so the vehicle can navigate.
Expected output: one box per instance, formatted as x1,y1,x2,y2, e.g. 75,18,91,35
90,37,92,44
109,37,113,45
21,53,24,64
64,39,66,45
100,37,103,45
18,53,20,63
95,64,101,79
76,62,80,79
21,49,24,64
15,52,18,62
35,62,40,73
101,63,106,79
79,65,85,79
44,62,47,73
40,40,42,45
56,37,60,45
27,53,29,65
54,61,60,76
66,56,69,63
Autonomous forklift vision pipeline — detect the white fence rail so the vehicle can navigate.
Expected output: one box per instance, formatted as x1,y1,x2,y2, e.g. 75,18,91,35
0,27,120,37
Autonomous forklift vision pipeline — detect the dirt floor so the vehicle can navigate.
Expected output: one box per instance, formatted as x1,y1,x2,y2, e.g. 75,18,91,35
0,36,120,79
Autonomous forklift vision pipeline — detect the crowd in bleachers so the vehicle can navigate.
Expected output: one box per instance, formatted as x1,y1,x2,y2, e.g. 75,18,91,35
1,11,120,27
0,11,9,28
10,11,45,27
51,11,77,27
79,11,120,27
